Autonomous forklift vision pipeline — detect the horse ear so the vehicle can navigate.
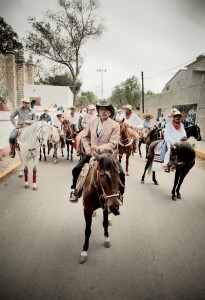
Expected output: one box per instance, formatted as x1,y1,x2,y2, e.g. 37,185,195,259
112,149,119,160
92,151,100,161
122,118,124,122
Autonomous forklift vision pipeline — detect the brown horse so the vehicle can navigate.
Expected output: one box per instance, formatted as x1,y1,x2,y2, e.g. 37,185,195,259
117,120,134,175
62,120,75,161
141,141,195,200
79,150,122,264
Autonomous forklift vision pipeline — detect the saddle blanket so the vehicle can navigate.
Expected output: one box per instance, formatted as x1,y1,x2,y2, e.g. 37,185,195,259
152,140,167,172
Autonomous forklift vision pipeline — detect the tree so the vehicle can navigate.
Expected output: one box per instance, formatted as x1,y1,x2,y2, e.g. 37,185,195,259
0,17,23,53
145,89,155,96
109,76,141,109
24,0,105,103
77,91,98,106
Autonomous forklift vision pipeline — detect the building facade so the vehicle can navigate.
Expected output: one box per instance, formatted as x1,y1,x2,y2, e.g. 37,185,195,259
143,55,205,140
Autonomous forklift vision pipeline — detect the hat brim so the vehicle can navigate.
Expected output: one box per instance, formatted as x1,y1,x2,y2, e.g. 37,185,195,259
143,114,153,119
96,103,115,118
173,113,187,120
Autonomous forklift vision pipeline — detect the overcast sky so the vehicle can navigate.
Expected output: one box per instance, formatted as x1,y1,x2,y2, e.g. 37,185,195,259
1,0,205,99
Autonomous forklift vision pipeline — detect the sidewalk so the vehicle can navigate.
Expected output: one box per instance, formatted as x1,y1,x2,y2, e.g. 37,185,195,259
0,140,205,182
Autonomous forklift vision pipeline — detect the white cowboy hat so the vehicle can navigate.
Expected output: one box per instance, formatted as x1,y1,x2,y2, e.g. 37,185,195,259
122,104,132,111
168,107,178,117
68,105,77,111
56,111,63,116
43,107,49,111
21,97,31,103
173,109,187,120
143,113,153,119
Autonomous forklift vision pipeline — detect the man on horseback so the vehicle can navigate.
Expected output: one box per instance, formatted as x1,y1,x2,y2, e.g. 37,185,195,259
122,104,143,153
163,109,187,172
40,107,52,123
69,100,125,203
9,98,37,158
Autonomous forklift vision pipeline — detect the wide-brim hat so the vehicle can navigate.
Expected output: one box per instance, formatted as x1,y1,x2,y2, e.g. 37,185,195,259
56,111,63,116
173,109,187,120
168,107,178,117
87,104,96,110
68,105,77,112
122,104,132,111
143,113,153,119
96,101,115,118
43,107,49,111
21,97,31,103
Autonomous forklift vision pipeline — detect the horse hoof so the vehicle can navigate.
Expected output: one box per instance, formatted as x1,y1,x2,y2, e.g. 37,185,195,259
108,220,112,226
172,196,177,201
154,181,159,185
141,180,144,184
104,241,111,248
79,251,87,264
25,185,29,189
177,194,182,199
18,174,23,178
33,186,38,191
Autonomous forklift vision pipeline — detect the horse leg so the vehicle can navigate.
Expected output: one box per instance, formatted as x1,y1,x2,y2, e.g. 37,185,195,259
152,171,158,185
175,165,194,199
171,168,181,200
141,157,152,184
125,153,129,176
79,209,92,264
32,166,38,190
53,143,58,164
24,166,29,189
103,209,111,248
138,141,142,157
66,142,69,160
70,145,73,162
43,146,46,161
39,146,42,161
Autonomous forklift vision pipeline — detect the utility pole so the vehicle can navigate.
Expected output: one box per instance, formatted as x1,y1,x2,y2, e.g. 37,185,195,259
97,69,107,104
141,71,145,113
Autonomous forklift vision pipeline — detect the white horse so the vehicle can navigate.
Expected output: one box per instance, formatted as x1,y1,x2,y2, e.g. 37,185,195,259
16,121,52,190
48,126,64,164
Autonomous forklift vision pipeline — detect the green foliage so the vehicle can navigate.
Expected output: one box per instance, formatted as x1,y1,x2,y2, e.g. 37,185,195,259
145,89,155,96
109,76,141,109
77,91,98,107
0,17,23,53
24,0,105,102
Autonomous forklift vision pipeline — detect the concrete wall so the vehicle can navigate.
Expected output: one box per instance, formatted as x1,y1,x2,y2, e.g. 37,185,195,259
24,84,73,110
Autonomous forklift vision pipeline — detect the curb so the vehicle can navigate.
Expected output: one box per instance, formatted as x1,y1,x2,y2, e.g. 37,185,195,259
0,162,21,182
195,148,205,160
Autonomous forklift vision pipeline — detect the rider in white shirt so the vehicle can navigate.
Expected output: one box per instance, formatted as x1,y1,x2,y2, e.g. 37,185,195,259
122,104,143,153
163,109,187,172
65,106,79,132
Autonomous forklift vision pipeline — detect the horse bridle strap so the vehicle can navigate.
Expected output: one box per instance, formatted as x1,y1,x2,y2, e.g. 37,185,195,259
96,169,119,201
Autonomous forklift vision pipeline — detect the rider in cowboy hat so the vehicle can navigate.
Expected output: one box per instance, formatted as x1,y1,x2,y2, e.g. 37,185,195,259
142,113,153,130
53,111,64,128
9,97,37,158
122,104,143,153
40,107,52,123
163,109,187,172
69,100,125,203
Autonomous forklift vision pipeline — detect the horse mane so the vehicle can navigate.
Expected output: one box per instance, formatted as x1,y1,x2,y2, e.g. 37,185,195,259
147,127,158,140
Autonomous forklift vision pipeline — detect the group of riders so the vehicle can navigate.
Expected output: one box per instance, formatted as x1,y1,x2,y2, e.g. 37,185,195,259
8,98,188,202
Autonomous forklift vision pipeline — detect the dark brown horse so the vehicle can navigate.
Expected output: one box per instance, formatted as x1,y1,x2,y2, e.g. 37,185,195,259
117,120,134,175
141,141,195,200
185,124,201,141
62,120,75,161
138,126,161,158
79,150,122,264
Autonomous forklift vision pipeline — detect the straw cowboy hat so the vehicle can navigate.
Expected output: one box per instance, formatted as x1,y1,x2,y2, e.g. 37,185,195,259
173,109,187,120
43,107,49,111
122,104,132,111
168,107,178,117
21,97,31,103
96,100,115,118
143,113,153,119
68,105,77,111
56,111,63,116
87,104,96,110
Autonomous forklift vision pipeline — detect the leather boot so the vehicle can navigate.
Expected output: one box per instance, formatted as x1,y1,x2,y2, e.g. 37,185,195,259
9,143,15,158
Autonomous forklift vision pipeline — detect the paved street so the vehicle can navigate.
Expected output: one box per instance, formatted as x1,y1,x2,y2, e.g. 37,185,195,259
0,147,205,300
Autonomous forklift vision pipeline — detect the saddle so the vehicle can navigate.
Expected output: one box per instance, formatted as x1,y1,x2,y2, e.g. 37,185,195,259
152,140,167,172
75,157,96,197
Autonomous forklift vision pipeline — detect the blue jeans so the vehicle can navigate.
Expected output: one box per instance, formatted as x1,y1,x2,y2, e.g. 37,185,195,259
9,128,19,143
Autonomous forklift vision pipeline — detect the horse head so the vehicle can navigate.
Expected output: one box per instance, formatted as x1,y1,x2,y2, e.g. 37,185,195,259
185,125,201,141
93,150,120,215
170,141,196,167
38,122,52,147
62,119,75,138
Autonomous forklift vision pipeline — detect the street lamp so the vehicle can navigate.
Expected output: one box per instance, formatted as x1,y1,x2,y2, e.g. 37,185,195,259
97,69,107,104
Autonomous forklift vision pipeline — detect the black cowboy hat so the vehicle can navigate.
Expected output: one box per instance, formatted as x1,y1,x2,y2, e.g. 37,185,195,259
96,100,115,118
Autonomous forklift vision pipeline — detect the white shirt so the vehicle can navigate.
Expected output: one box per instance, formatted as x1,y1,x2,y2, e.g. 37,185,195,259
124,113,143,129
115,112,125,121
164,121,187,144
53,117,62,128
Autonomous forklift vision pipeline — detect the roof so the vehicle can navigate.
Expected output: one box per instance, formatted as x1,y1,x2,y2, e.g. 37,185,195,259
186,54,205,68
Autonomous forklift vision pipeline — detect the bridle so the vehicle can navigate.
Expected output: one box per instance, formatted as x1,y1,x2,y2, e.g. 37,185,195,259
94,163,125,210
37,122,50,146
118,123,133,147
